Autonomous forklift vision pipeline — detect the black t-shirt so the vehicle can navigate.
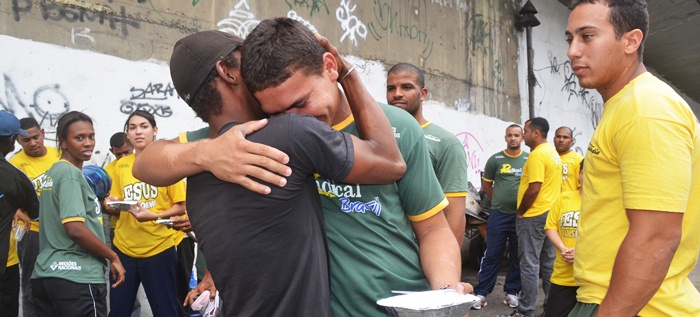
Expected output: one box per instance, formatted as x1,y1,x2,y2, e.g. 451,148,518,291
0,157,39,277
187,114,354,317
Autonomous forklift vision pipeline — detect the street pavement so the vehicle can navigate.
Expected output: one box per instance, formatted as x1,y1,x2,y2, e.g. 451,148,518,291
461,254,700,317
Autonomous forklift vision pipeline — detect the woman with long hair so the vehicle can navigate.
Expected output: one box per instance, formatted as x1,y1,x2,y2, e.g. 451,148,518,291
107,110,186,317
31,111,125,317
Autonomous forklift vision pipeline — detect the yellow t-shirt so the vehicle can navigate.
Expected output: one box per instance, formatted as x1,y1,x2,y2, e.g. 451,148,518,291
544,190,580,287
559,151,583,192
7,231,18,267
576,72,700,315
111,154,186,258
104,159,120,230
517,142,562,217
9,146,60,232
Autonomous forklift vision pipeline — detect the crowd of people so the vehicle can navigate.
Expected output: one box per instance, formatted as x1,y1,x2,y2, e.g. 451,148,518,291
0,1,699,317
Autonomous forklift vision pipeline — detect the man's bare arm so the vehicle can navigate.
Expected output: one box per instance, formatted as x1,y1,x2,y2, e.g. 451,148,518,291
133,119,291,194
444,197,466,249
597,209,682,317
516,182,541,217
411,211,463,289
316,34,405,184
482,180,493,198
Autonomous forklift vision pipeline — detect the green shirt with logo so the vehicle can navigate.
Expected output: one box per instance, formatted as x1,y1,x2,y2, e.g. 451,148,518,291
482,150,529,214
421,122,468,195
320,104,447,317
32,161,107,284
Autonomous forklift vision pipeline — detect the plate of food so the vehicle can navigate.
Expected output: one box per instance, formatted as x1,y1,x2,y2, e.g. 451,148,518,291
106,201,138,211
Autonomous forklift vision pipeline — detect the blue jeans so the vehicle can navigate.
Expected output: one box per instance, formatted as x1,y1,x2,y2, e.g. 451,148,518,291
109,246,178,317
515,212,555,317
474,209,521,297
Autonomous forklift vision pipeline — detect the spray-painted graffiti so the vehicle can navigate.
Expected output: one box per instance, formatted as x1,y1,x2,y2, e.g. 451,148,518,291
1,75,70,139
469,14,491,57
288,10,318,33
336,0,367,46
367,0,434,59
120,82,175,117
570,126,585,155
492,59,504,88
217,0,260,38
455,98,470,112
12,0,140,37
430,0,468,13
285,0,330,17
547,56,602,129
71,27,95,44
455,131,485,178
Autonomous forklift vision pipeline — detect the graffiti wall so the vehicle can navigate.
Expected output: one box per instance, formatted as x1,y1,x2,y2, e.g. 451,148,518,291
0,35,201,166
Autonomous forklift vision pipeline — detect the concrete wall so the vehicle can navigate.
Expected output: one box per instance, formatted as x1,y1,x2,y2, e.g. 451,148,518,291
1,0,685,189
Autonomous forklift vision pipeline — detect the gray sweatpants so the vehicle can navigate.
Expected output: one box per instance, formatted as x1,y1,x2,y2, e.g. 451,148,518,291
515,212,556,317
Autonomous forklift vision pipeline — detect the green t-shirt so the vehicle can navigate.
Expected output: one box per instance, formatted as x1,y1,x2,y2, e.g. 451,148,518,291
482,150,529,214
32,161,107,284
422,122,468,195
320,104,447,317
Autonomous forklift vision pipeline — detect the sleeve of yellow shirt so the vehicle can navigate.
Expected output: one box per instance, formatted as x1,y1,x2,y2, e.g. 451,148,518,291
528,149,547,183
615,117,693,213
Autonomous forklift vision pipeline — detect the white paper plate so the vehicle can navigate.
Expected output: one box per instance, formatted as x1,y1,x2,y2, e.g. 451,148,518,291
377,290,478,310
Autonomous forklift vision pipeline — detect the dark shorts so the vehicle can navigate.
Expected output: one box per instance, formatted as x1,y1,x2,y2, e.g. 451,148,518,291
545,283,578,317
32,278,107,317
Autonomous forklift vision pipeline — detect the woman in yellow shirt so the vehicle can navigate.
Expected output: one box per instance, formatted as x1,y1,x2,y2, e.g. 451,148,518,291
107,110,186,317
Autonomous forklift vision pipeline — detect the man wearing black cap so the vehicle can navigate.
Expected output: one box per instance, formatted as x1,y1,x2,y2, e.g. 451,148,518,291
0,110,40,314
134,30,405,316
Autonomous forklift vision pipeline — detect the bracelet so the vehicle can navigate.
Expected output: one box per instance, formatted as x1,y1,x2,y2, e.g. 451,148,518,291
439,284,450,290
339,65,356,82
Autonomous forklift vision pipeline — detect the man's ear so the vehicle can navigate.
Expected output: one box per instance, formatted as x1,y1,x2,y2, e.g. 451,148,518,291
420,87,429,102
322,52,339,82
215,61,238,85
624,29,644,56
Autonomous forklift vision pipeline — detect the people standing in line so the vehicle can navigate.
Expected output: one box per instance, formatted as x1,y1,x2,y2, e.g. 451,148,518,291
386,62,469,248
9,117,60,317
31,111,125,317
544,160,583,317
512,117,561,317
107,110,186,317
0,111,39,317
471,124,528,310
566,1,700,316
553,126,583,192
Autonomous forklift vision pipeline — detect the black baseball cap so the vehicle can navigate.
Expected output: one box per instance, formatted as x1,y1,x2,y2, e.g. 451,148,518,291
170,30,243,106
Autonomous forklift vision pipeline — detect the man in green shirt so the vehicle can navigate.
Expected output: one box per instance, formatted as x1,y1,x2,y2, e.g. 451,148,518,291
386,62,469,249
472,124,528,310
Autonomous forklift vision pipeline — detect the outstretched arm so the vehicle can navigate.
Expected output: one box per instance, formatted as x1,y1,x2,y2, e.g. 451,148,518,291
316,34,406,184
133,119,291,194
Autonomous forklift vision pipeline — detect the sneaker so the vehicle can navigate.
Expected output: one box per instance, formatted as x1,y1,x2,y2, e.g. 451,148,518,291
471,295,487,310
504,293,519,308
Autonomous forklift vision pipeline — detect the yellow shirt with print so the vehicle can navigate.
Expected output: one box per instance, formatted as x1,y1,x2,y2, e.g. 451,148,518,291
104,159,121,230
112,154,186,258
517,142,562,217
544,190,580,287
9,146,60,232
559,151,583,192
575,72,700,315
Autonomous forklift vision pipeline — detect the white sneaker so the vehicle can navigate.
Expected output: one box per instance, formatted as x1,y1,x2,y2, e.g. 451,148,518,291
471,295,487,310
504,294,519,308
